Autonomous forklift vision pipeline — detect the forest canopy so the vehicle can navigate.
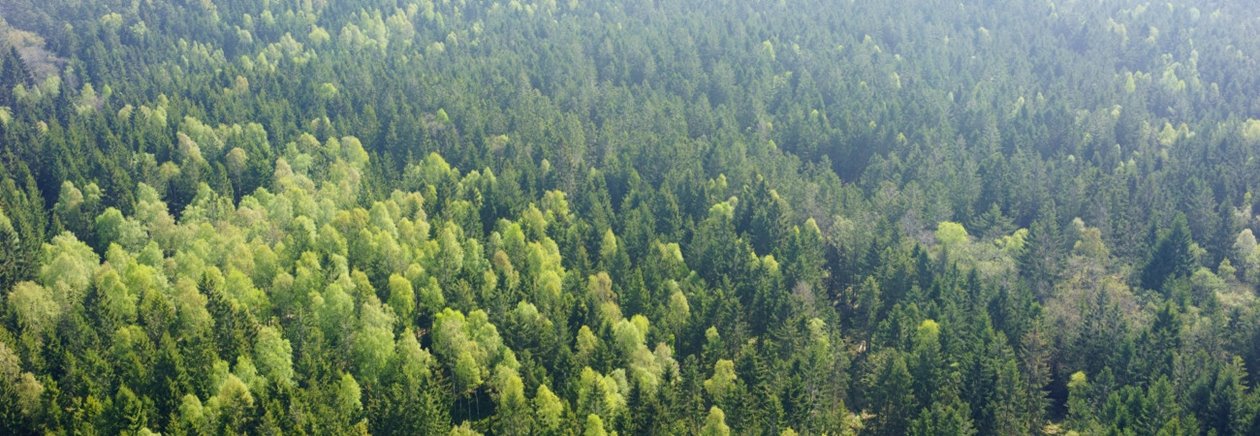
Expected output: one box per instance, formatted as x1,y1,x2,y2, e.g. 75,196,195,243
1,0,1260,434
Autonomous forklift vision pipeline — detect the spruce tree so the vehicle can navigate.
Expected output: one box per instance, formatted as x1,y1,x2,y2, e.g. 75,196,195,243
1140,214,1196,293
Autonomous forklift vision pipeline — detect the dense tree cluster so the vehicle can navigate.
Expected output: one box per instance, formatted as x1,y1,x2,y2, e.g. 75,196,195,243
2,0,1260,434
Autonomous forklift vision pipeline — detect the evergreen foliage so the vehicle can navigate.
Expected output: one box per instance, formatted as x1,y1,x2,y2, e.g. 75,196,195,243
1,0,1260,433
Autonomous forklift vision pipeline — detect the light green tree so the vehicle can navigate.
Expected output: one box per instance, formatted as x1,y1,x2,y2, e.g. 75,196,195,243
254,325,295,386
432,308,508,395
704,359,738,402
583,414,607,436
387,273,416,321
9,281,61,339
936,221,969,249
39,232,99,306
701,406,731,436
353,298,397,382
535,384,566,434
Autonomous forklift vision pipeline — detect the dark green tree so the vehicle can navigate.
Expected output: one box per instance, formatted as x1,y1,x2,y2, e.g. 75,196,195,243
1140,215,1197,293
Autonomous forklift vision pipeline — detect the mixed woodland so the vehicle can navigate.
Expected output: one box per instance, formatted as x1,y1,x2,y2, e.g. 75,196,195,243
2,0,1260,434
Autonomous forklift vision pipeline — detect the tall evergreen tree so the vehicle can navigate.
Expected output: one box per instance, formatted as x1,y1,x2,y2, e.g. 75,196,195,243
1140,214,1197,293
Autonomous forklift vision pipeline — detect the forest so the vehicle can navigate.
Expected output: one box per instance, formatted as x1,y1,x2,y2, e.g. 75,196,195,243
1,0,1259,434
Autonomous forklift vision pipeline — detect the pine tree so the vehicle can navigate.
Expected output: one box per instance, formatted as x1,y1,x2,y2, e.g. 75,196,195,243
1140,214,1197,293
1018,206,1062,298
0,47,33,107
869,353,917,435
0,166,46,291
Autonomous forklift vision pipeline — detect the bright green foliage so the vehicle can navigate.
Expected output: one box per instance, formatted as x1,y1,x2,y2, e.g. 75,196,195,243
1242,119,1260,145
1067,371,1092,430
353,298,397,383
254,326,295,386
701,406,731,436
583,414,607,436
2,0,1260,434
95,265,136,326
9,281,60,338
704,359,738,401
387,273,416,321
936,222,969,248
2,339,43,423
576,367,627,423
39,232,98,303
535,384,566,433
337,372,362,412
575,325,599,364
492,364,532,434
206,373,255,433
1234,229,1260,284
450,422,482,436
432,308,507,394
911,319,944,403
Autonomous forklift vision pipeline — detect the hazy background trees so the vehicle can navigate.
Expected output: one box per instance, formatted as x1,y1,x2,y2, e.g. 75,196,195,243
2,0,1260,433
